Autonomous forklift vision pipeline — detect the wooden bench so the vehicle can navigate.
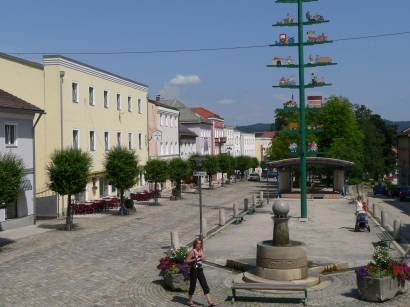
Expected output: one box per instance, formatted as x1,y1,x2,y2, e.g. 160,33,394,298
231,282,308,306
376,231,394,249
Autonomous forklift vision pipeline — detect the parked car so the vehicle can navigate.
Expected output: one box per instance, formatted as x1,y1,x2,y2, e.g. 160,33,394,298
399,186,410,201
267,171,278,179
388,184,402,197
373,184,387,196
248,173,261,182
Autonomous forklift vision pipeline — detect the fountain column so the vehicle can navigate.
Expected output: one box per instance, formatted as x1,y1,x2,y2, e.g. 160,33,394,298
255,200,308,281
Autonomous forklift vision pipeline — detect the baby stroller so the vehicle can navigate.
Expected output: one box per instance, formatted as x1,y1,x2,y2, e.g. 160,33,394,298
355,212,370,232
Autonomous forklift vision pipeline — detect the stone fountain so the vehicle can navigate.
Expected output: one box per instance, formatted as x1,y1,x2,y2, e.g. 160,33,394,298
242,199,319,286
255,200,307,281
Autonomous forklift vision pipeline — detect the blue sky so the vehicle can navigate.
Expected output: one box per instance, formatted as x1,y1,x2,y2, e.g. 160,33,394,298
1,0,409,126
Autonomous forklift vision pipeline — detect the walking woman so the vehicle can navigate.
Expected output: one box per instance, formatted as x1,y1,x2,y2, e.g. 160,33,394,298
186,239,216,307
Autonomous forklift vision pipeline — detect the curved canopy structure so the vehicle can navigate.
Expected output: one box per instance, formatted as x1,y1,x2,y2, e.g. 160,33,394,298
268,157,354,169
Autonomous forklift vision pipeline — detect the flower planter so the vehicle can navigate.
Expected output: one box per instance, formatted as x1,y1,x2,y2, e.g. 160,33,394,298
163,273,189,292
356,273,407,302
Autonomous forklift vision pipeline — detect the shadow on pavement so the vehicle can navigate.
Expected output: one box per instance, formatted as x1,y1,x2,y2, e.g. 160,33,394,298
0,237,15,248
225,296,302,305
37,223,79,231
341,288,360,299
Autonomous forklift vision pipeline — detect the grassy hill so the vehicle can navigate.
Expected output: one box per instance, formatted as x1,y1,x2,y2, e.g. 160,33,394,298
235,123,272,133
236,121,410,134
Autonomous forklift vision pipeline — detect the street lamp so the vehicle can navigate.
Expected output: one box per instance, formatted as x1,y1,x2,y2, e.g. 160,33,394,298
194,156,206,240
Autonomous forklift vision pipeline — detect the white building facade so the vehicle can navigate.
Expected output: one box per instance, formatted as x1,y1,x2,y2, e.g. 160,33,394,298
232,130,242,157
156,105,180,160
240,132,256,157
224,126,234,156
0,90,44,230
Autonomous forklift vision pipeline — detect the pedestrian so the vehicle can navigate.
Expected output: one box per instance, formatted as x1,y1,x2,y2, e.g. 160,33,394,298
186,239,216,307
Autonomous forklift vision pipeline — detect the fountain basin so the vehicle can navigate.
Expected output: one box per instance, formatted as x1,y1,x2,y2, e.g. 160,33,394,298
256,240,308,281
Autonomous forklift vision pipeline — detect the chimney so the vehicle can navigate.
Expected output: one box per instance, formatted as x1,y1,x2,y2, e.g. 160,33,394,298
156,94,161,102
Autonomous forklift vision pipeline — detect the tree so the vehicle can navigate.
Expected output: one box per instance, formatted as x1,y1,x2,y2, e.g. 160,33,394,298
0,153,24,208
144,159,169,205
268,134,296,161
226,155,236,183
250,157,260,171
168,158,190,198
203,155,220,188
235,156,251,179
216,154,231,186
104,147,139,214
47,148,92,230
318,96,364,181
354,104,397,181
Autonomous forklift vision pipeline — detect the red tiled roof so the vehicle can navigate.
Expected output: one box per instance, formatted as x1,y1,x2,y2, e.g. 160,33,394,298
0,89,44,113
191,107,223,120
255,131,277,138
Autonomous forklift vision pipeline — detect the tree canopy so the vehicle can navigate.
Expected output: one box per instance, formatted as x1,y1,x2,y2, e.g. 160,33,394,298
203,155,220,187
47,148,92,230
268,96,399,183
353,104,397,181
144,159,169,205
105,147,139,213
0,153,24,208
168,158,190,197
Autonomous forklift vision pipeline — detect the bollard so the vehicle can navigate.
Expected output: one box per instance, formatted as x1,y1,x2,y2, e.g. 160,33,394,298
393,219,401,240
233,203,239,218
253,194,257,206
170,231,180,250
381,210,387,228
244,198,249,211
373,204,379,220
219,208,226,226
260,191,264,205
202,218,208,237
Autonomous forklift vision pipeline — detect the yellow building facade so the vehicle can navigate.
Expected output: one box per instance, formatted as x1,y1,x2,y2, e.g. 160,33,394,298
0,53,149,217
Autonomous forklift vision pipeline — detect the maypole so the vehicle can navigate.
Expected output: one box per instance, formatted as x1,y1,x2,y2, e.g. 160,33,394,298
269,0,336,219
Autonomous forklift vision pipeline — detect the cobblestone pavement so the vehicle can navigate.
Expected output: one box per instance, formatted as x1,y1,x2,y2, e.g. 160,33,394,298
0,181,257,306
1,182,410,306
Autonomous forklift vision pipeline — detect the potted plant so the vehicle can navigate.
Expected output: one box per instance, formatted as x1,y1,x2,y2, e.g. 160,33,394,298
158,247,190,291
356,246,409,302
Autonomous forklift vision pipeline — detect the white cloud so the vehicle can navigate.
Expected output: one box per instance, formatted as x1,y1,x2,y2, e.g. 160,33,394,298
169,74,201,86
217,99,235,105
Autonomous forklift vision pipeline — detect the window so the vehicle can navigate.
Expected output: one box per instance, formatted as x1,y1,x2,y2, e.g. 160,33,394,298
138,99,142,114
104,132,109,151
170,116,174,128
138,133,142,150
128,133,133,150
5,124,17,146
160,114,164,126
72,82,79,103
165,115,169,127
160,142,163,155
89,86,95,106
73,129,79,149
117,132,121,147
116,94,121,111
104,90,109,108
128,96,132,112
89,131,96,151
165,142,168,155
